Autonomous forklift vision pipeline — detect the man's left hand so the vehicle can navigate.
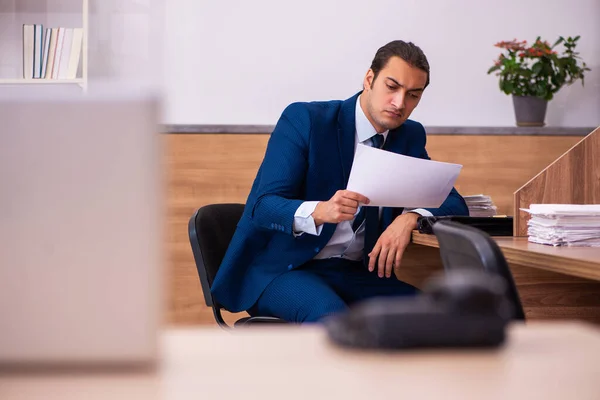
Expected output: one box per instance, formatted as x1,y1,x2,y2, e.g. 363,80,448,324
368,212,420,278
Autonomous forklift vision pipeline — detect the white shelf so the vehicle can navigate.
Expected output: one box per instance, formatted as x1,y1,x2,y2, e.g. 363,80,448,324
0,79,84,85
0,0,88,89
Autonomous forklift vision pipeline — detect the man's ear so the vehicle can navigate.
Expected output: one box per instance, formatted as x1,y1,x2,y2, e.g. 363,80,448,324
363,69,374,91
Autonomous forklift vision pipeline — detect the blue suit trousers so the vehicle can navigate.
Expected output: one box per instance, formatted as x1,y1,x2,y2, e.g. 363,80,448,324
248,258,419,323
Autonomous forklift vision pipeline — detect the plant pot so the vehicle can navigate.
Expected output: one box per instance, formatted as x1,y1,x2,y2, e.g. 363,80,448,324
512,95,548,127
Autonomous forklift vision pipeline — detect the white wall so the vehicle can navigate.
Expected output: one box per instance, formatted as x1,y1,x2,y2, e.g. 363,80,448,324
88,0,164,84
163,0,600,127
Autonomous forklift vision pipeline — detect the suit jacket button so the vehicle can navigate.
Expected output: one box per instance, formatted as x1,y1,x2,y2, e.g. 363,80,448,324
314,247,320,253
287,264,293,270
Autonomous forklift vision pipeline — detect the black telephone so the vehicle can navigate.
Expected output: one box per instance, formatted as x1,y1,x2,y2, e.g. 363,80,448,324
325,270,514,350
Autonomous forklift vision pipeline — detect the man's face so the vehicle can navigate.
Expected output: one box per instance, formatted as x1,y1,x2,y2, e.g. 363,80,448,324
361,56,428,132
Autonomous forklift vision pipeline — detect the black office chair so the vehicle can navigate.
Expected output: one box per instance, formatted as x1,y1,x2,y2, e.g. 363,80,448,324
188,203,286,328
432,220,526,321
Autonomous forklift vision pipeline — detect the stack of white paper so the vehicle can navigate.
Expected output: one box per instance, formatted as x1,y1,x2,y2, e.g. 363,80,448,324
464,194,498,217
521,204,600,247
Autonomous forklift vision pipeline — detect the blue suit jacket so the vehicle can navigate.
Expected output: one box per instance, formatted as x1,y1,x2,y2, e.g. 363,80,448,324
211,92,469,312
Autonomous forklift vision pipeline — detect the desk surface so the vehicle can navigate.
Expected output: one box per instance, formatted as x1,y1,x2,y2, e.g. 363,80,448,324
412,232,600,281
1,323,600,399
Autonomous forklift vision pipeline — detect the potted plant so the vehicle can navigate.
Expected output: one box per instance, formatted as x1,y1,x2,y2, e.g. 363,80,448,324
487,36,590,127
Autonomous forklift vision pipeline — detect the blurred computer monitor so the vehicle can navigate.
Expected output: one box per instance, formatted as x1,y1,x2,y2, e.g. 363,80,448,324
0,83,164,368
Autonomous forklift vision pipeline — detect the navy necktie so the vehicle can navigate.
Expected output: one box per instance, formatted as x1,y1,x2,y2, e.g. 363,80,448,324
352,133,385,232
370,133,384,150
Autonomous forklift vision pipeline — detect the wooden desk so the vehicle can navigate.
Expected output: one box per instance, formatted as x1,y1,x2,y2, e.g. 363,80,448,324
412,232,600,281
2,323,600,399
410,232,600,324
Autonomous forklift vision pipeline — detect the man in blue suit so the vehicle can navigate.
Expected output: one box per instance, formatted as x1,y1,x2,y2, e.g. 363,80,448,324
211,40,469,323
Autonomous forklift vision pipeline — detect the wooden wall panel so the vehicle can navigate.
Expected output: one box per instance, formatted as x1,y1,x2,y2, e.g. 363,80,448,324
424,135,581,216
514,127,600,236
165,135,269,325
165,133,581,325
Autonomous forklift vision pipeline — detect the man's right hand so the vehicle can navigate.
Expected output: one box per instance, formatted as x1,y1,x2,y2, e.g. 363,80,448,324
312,190,370,226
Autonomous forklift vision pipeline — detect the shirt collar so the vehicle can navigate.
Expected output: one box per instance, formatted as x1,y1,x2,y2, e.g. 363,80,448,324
355,94,389,144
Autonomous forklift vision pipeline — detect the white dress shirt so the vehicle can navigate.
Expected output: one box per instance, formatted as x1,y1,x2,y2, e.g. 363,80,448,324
292,96,432,260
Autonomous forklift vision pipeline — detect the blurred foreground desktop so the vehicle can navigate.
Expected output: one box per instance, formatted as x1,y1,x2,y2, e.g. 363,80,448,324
0,82,165,369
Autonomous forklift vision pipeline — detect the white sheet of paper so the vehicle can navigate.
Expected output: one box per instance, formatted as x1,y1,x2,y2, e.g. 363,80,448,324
346,144,463,208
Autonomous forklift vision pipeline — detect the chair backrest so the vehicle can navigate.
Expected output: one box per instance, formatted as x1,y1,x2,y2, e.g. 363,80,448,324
432,220,526,321
188,203,245,307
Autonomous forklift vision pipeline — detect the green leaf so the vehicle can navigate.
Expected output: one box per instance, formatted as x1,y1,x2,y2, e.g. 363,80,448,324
552,37,564,48
487,65,501,74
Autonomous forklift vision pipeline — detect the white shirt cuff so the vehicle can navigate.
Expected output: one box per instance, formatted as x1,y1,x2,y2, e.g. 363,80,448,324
403,208,433,217
293,201,323,236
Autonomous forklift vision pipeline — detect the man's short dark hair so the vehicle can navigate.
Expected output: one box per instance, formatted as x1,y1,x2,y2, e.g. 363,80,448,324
369,40,430,88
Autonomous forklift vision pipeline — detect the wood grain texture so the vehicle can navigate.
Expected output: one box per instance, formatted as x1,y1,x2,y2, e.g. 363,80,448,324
514,126,600,236
165,133,581,325
410,232,600,324
165,134,269,325
412,232,600,282
424,135,580,215
494,237,600,281
407,241,600,324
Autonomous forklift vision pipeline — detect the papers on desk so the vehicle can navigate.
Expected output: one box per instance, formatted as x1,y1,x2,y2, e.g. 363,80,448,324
464,194,498,217
346,144,462,208
521,204,600,247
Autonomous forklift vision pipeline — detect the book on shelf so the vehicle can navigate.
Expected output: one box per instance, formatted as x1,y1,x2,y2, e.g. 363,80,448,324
41,27,51,78
22,25,34,79
33,24,43,78
22,24,83,81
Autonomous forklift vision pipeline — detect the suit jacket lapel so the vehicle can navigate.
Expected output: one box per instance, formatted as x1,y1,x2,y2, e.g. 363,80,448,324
382,125,403,152
337,92,361,186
